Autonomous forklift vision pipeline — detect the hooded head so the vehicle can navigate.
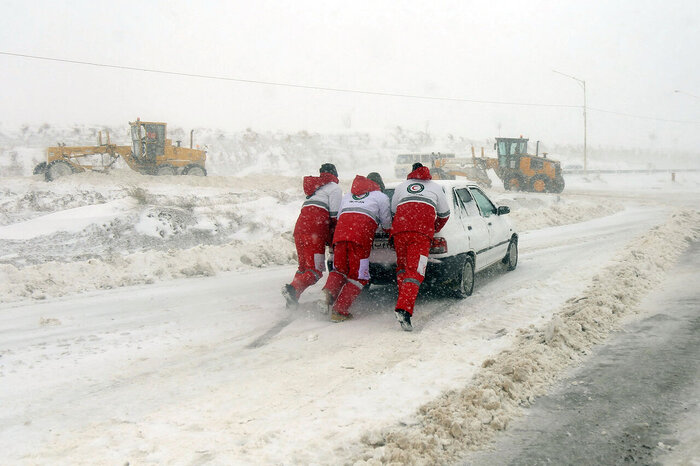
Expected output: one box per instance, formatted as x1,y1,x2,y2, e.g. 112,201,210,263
351,175,382,195
303,164,338,197
407,163,432,180
412,162,424,171
319,163,338,178
366,172,385,191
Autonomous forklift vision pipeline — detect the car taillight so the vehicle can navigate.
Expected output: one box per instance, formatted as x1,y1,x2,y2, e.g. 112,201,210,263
430,237,448,254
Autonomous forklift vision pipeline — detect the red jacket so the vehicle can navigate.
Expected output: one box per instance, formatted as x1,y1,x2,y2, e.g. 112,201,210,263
332,175,392,247
391,166,450,239
293,172,342,244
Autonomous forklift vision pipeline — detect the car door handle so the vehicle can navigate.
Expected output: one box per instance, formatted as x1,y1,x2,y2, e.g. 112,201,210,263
467,225,472,230
488,222,492,226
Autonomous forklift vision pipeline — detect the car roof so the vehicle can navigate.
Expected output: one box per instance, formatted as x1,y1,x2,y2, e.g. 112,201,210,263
385,179,481,189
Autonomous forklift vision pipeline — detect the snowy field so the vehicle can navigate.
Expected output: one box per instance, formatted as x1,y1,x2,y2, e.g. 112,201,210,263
1,159,699,464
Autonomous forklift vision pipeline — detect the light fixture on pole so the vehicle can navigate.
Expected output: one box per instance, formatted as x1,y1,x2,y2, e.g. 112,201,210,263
553,70,587,171
674,89,700,100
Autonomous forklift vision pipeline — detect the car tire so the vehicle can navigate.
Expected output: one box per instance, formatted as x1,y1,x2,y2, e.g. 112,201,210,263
502,238,518,271
453,255,475,299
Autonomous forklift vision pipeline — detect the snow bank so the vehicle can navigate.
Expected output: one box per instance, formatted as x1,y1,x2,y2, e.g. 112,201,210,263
496,193,621,232
353,209,700,465
0,198,138,240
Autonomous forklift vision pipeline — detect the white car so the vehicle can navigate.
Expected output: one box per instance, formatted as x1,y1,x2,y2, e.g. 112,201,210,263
369,180,518,297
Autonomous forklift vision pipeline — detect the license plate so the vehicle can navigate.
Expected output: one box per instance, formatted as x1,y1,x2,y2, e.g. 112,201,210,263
373,238,393,250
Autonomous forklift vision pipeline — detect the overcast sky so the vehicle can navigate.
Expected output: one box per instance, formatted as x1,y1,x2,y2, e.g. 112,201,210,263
1,0,699,150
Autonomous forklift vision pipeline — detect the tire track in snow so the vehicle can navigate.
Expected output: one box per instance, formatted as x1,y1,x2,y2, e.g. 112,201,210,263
245,315,296,349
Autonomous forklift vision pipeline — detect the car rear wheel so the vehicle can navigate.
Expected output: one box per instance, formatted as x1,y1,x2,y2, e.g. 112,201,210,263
502,238,518,271
453,255,475,299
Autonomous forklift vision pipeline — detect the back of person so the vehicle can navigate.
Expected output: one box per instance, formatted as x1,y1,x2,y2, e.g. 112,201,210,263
390,163,450,332
322,174,391,322
282,163,342,309
293,172,341,243
391,164,450,238
334,176,392,246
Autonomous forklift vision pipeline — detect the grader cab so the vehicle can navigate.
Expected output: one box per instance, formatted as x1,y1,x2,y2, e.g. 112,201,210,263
127,119,206,176
34,119,207,181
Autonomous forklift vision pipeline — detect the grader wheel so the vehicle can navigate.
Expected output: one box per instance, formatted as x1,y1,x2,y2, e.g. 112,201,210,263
504,174,524,191
33,162,47,175
182,164,207,176
154,164,177,176
45,160,74,181
530,175,550,193
551,176,566,193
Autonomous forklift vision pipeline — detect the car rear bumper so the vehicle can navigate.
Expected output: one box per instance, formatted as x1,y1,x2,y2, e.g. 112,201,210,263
368,254,465,287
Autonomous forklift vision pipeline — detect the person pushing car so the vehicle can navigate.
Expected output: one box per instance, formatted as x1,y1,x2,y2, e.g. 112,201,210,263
390,163,450,331
282,163,342,308
321,172,391,322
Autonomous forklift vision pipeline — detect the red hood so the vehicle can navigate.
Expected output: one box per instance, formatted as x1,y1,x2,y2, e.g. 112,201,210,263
350,175,381,195
407,166,432,180
303,172,339,196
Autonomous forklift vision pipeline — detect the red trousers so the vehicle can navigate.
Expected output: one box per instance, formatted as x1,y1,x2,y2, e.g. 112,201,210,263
393,231,432,315
323,241,371,314
289,232,327,298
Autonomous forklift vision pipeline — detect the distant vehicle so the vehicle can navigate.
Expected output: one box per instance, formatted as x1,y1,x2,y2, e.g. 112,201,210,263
34,119,207,181
490,137,565,193
394,152,455,178
429,156,493,187
369,180,518,298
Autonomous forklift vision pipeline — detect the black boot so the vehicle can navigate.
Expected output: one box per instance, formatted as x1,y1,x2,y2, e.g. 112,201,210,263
395,309,413,332
281,284,298,309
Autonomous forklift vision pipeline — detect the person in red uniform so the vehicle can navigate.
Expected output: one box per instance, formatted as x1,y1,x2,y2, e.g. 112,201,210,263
282,163,342,308
322,173,391,322
390,163,450,331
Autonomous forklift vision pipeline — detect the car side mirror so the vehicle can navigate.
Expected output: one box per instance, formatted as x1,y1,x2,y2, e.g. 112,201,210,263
497,205,510,215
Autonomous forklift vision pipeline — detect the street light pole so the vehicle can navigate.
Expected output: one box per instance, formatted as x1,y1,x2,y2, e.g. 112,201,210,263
553,70,587,171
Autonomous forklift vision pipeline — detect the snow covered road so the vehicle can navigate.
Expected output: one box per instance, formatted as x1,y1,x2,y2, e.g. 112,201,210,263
2,192,697,464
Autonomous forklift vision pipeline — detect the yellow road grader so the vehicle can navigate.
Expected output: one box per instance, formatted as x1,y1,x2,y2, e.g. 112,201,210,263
33,119,207,181
491,137,565,193
429,148,493,187
431,137,566,193
403,138,565,194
